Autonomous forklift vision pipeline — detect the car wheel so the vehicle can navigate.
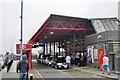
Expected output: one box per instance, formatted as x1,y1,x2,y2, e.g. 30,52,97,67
2,66,5,69
51,64,54,68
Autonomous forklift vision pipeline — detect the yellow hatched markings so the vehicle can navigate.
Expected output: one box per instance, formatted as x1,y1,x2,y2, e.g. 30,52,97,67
33,68,45,80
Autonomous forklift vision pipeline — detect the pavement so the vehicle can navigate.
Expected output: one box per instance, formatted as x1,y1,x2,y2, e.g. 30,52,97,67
72,65,119,80
1,60,39,79
0,60,120,80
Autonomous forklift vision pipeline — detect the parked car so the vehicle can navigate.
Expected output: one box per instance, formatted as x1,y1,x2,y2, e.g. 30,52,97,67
49,57,55,66
51,56,69,69
40,55,50,64
36,54,43,63
45,56,54,66
0,55,4,71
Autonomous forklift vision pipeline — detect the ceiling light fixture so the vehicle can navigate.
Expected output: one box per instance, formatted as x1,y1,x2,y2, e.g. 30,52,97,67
50,31,54,34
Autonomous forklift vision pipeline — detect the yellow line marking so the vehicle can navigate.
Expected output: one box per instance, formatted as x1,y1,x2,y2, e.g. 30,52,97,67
56,70,73,77
33,69,40,78
73,68,103,78
91,74,103,78
33,68,45,80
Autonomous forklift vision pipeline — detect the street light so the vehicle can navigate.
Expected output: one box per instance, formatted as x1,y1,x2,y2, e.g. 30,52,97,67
98,34,103,48
20,0,23,55
98,34,103,39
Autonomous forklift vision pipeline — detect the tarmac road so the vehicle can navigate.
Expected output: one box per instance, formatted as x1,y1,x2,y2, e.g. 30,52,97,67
1,60,118,80
32,60,114,80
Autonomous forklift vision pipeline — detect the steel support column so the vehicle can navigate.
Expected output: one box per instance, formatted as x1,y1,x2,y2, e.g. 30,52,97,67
54,41,55,54
43,43,45,54
73,34,76,55
49,42,51,53
59,42,60,53
46,43,48,54
64,41,67,56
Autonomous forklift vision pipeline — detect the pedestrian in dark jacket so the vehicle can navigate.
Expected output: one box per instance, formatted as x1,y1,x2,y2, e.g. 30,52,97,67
16,54,29,80
7,59,13,72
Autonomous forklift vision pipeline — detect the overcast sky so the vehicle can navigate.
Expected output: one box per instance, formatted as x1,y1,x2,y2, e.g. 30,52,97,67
0,0,119,54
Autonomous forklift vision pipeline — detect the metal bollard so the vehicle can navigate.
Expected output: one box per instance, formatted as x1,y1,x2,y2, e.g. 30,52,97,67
30,74,33,80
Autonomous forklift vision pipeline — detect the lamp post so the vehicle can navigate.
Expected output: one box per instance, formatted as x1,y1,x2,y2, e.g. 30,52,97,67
20,0,23,55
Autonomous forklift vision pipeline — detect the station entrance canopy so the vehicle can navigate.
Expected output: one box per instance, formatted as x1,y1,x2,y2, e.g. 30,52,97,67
28,14,95,44
27,14,96,70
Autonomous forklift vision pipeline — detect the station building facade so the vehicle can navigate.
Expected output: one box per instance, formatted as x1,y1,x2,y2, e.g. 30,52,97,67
84,18,120,72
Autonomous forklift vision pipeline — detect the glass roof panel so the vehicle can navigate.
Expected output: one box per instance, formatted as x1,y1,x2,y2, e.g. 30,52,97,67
105,19,115,30
110,20,118,30
91,20,101,33
101,20,110,31
96,20,106,32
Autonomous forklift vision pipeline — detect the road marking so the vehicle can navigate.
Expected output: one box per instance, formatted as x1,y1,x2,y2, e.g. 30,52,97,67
56,70,73,77
73,68,103,78
33,68,45,80
32,69,40,78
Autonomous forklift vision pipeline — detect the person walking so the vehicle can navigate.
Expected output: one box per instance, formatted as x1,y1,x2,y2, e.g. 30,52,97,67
65,54,71,68
78,53,82,67
102,54,110,75
16,54,29,80
7,59,13,73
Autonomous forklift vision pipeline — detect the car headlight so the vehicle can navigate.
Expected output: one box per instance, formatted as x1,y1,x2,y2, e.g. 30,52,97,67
57,63,62,66
49,62,51,64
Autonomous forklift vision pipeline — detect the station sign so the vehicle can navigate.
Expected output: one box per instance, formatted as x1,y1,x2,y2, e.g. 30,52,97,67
16,44,32,50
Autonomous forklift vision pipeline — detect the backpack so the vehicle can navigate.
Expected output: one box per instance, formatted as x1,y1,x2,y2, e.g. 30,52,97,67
17,60,28,73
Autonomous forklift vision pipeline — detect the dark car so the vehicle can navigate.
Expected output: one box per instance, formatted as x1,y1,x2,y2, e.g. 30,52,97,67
51,56,69,69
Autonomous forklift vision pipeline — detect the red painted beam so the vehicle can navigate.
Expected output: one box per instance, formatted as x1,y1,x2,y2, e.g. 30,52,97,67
46,27,86,31
49,21,86,28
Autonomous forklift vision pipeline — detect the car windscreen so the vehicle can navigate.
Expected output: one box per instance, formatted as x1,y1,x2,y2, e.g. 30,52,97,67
56,57,65,63
48,57,53,61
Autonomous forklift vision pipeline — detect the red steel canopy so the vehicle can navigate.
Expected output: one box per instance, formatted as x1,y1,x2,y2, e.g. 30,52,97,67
28,14,95,44
27,14,95,70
